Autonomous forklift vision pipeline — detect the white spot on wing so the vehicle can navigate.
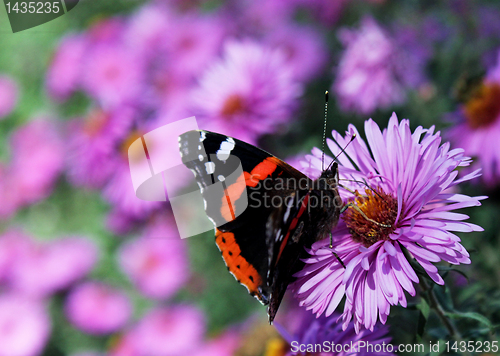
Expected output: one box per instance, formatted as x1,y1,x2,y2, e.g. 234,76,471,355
198,154,204,161
216,139,236,162
200,131,206,142
205,162,216,174
218,175,225,182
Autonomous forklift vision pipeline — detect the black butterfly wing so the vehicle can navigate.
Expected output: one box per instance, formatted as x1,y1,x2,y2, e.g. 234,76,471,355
179,130,313,318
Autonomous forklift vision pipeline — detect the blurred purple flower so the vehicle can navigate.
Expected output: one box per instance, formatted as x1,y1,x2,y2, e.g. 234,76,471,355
264,24,328,83
293,0,348,25
124,4,172,61
118,218,189,299
293,114,484,332
0,230,31,284
9,236,98,298
103,159,162,226
65,282,132,335
0,294,51,356
446,50,500,186
275,309,394,356
0,75,18,118
236,0,296,34
192,39,302,143
9,119,64,205
191,331,240,356
0,119,63,219
334,17,421,114
163,14,226,80
66,107,135,189
46,34,88,101
130,305,205,356
82,43,144,109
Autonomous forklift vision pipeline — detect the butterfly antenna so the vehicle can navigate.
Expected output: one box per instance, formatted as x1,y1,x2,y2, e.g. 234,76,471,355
325,133,356,171
321,91,329,171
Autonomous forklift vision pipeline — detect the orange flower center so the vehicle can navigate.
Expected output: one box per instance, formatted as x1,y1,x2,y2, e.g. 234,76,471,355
121,130,146,162
342,187,398,247
221,94,245,117
464,82,500,129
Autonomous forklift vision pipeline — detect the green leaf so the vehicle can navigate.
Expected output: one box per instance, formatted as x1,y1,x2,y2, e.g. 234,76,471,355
445,311,493,330
417,297,431,319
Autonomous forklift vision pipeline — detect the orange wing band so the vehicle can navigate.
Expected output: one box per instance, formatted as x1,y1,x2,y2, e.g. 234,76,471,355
215,229,263,298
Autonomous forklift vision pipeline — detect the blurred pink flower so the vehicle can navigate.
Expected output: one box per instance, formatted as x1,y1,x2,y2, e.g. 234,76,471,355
446,50,500,186
124,4,172,60
192,39,302,143
234,0,296,35
333,17,406,114
118,218,188,299
9,119,64,205
0,295,51,356
66,107,135,189
46,34,88,101
0,119,63,219
82,43,144,109
103,157,162,228
163,14,226,80
264,24,328,82
9,236,98,297
0,75,18,118
130,305,205,356
294,0,348,24
191,331,240,356
65,282,132,335
0,230,31,284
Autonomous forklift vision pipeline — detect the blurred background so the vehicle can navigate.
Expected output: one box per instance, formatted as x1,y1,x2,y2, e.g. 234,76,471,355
0,0,499,355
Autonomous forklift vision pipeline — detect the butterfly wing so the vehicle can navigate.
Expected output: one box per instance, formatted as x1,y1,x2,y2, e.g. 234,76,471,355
265,189,314,321
179,130,313,316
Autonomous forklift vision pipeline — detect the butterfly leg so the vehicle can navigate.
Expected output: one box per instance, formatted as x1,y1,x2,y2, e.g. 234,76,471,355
340,202,391,228
330,232,346,269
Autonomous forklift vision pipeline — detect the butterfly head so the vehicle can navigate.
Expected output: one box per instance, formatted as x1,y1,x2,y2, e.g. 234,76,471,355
320,161,339,190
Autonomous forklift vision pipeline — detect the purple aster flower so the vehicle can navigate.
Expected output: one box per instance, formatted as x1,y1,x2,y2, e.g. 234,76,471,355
235,0,296,35
264,24,328,83
65,281,132,335
9,236,98,298
275,308,395,356
162,13,226,81
129,305,205,356
0,230,31,284
0,294,51,356
46,34,88,101
293,113,484,332
192,39,302,143
9,119,64,205
66,107,135,189
82,42,145,109
0,74,18,118
103,159,162,225
333,17,407,114
124,4,172,62
118,218,189,299
446,50,500,186
0,119,63,219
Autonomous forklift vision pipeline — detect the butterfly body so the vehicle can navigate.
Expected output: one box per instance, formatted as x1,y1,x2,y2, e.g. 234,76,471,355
178,130,341,321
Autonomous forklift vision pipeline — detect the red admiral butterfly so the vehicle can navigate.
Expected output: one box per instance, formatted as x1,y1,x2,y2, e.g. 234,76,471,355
178,128,345,322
